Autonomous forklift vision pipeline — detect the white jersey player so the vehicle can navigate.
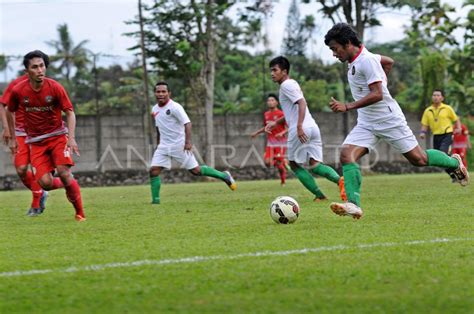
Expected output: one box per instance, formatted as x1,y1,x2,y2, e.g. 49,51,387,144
324,23,469,219
149,81,236,204
266,56,346,202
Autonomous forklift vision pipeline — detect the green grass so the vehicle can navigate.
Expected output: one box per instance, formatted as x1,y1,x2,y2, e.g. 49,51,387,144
0,173,473,313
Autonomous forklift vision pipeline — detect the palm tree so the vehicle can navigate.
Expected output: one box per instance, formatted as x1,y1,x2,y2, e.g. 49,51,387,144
46,23,90,83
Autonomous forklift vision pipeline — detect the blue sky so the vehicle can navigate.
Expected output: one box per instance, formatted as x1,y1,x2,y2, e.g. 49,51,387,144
0,0,469,81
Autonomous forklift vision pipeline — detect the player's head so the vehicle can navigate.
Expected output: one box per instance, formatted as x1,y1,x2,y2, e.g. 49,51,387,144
23,50,49,83
324,23,362,63
432,89,444,104
269,56,290,84
266,93,279,109
155,81,171,106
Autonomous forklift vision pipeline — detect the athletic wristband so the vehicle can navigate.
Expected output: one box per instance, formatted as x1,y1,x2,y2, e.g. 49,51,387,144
344,104,349,111
419,130,427,134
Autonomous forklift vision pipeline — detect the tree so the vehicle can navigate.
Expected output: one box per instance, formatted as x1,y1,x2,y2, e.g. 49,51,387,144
46,23,90,84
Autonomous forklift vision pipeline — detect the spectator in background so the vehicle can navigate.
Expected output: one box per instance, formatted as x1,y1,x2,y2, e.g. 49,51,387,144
452,122,471,168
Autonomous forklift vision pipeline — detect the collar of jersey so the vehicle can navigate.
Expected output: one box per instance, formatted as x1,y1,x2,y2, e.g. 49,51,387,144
349,45,365,63
158,99,172,108
429,103,447,110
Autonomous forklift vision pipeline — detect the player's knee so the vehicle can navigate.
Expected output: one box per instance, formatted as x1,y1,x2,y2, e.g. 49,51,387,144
149,167,161,177
289,161,299,171
38,177,53,190
409,154,428,167
189,167,201,176
264,159,272,167
15,166,28,178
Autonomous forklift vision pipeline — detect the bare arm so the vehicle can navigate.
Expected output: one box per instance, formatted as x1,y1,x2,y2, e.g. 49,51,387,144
296,98,309,143
250,126,265,138
65,109,80,156
380,55,394,76
453,119,462,134
0,104,11,145
184,122,192,151
420,124,429,140
156,127,160,146
6,110,16,153
264,116,286,133
330,82,383,112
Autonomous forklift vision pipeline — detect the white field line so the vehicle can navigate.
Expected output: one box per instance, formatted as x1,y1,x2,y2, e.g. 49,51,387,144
1,237,471,278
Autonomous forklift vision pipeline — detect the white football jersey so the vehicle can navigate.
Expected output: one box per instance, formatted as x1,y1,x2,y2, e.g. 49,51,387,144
151,99,191,147
348,46,404,124
279,79,318,136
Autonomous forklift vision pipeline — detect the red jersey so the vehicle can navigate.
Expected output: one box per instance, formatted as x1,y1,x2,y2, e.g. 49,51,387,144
264,109,287,146
453,124,470,149
0,74,29,135
8,77,73,143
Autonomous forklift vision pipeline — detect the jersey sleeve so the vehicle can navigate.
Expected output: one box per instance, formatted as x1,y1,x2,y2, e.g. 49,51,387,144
360,55,385,86
6,88,20,112
55,82,74,111
420,109,429,126
174,104,191,125
447,106,458,122
281,80,304,104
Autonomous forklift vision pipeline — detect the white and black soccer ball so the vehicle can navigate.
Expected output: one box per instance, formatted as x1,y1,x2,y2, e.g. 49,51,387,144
270,196,300,224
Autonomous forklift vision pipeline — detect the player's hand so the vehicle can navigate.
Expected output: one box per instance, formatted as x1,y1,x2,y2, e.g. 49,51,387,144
275,132,283,139
454,128,462,134
2,129,11,145
250,132,258,139
8,138,18,154
265,121,276,133
297,126,308,143
419,133,426,140
329,97,347,113
184,141,192,151
68,137,80,156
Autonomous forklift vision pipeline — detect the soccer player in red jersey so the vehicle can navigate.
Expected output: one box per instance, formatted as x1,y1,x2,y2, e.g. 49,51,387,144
7,50,85,221
452,123,471,168
2,72,57,216
251,94,289,185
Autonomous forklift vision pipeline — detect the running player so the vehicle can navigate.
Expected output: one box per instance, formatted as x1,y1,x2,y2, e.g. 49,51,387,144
324,23,469,219
250,93,288,185
265,56,346,202
149,81,236,204
7,50,85,221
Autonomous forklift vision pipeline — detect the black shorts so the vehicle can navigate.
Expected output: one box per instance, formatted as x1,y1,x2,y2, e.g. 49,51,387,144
433,133,453,154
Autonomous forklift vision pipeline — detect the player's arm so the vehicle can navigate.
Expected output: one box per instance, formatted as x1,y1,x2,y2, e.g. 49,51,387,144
330,82,383,113
155,127,160,146
380,55,394,76
453,119,462,134
296,98,308,143
0,104,11,145
264,116,286,133
250,126,265,138
275,125,288,138
64,109,80,156
184,122,192,151
419,124,429,140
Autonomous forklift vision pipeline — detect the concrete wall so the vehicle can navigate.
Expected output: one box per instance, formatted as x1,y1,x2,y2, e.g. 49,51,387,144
0,111,427,176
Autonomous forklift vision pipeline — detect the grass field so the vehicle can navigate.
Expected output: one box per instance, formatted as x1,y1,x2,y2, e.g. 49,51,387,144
0,173,473,313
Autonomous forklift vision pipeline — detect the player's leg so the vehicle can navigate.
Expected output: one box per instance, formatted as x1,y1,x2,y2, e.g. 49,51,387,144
273,147,287,185
185,150,236,190
149,166,163,204
263,146,273,168
308,158,346,201
290,161,326,200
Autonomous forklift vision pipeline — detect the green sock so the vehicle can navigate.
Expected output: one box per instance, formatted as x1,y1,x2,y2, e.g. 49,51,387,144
200,165,227,181
342,163,362,207
311,163,340,184
293,167,325,198
426,149,459,169
150,176,161,204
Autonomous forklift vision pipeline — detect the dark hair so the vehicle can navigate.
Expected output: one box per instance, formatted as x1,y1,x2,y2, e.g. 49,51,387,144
433,89,444,96
23,50,50,69
269,56,290,73
267,93,279,103
324,23,362,47
155,81,170,91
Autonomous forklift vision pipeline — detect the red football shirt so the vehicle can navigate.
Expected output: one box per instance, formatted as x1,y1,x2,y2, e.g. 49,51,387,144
453,124,469,148
0,74,29,135
264,109,287,146
8,77,74,143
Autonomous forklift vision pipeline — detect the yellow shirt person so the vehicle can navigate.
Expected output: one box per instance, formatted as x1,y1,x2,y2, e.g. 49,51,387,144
420,90,461,154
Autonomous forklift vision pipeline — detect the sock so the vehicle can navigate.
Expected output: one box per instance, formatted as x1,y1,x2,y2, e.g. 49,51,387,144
342,163,362,207
65,179,85,217
52,177,64,190
426,149,459,169
293,167,325,198
150,176,161,204
200,165,227,181
311,163,340,184
275,161,286,184
28,173,43,208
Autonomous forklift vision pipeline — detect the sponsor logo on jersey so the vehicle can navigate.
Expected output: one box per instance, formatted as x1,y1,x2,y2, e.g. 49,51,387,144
25,105,54,112
166,109,171,115
23,97,30,104
45,95,53,103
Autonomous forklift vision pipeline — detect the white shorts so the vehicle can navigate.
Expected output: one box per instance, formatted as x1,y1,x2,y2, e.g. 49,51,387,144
151,145,199,170
288,126,323,164
344,117,419,154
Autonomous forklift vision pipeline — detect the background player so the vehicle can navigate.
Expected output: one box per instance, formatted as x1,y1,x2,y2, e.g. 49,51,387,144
250,93,288,185
7,50,85,221
325,23,469,219
452,121,471,168
265,56,346,202
149,81,236,204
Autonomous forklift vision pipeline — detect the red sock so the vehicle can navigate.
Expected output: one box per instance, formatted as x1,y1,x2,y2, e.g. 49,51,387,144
275,160,286,184
52,177,64,190
65,179,85,217
31,179,43,208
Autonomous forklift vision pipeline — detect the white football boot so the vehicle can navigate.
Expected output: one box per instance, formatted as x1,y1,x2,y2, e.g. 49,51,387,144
330,202,363,220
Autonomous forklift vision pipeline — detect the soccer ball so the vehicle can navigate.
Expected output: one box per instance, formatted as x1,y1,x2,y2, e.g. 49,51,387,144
270,196,300,224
